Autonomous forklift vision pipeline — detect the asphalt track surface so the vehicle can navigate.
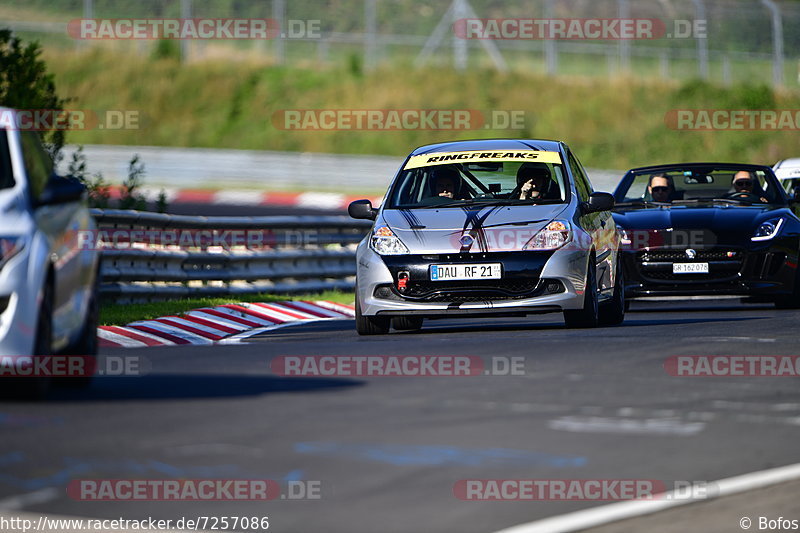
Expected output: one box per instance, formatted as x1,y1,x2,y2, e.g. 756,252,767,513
2,300,799,533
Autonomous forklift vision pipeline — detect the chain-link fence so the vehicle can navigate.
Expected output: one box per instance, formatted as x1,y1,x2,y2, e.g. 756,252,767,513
3,0,800,86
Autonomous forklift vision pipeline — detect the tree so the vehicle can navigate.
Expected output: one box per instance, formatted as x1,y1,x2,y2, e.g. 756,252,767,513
0,29,68,161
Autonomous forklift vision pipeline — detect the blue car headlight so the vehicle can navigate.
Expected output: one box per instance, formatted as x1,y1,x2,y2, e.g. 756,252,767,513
751,218,785,242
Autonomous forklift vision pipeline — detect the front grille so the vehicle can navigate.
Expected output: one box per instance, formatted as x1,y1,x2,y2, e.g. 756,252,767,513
636,248,744,283
374,279,564,303
639,250,741,262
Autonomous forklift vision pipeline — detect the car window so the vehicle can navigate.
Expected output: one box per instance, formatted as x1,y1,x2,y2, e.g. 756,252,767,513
388,161,568,209
567,151,591,202
19,131,53,199
618,167,785,205
0,130,13,191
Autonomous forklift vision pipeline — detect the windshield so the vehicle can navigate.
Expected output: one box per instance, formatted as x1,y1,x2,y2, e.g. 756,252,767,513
616,166,786,206
387,156,569,209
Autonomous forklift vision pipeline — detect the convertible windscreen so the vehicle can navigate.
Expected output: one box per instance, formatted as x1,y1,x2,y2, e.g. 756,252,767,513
387,152,568,209
617,166,786,206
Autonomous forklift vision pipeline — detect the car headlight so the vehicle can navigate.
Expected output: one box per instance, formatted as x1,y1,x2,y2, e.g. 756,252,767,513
523,220,571,251
751,218,785,241
370,226,409,255
0,236,26,269
619,228,631,246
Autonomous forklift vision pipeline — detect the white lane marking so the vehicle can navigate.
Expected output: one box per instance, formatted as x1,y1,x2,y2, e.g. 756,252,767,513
491,462,800,533
0,488,59,510
548,416,705,436
97,328,148,348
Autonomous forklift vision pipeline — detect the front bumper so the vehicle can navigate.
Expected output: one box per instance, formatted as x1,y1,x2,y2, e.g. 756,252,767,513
621,243,799,298
356,242,589,317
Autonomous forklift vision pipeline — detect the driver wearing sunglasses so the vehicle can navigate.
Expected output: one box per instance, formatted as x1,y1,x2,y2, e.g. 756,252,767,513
648,173,674,203
731,171,768,203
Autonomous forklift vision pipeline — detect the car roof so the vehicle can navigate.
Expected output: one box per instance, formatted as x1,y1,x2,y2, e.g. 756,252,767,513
774,158,800,169
409,139,564,156
627,162,774,174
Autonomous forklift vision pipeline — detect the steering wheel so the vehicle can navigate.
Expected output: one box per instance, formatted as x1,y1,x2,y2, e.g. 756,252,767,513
724,191,762,202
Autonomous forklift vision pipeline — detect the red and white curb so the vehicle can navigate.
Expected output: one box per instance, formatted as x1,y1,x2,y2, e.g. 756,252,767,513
98,300,355,348
105,186,383,211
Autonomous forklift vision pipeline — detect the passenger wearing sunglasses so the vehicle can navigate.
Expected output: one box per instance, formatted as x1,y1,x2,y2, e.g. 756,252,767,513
728,171,768,203
647,173,674,203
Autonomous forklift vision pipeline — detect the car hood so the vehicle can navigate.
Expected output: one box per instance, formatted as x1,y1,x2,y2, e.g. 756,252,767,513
380,204,569,254
612,205,789,246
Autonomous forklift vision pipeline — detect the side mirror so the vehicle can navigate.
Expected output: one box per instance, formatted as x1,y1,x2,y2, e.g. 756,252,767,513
37,176,86,206
348,199,377,220
584,192,615,213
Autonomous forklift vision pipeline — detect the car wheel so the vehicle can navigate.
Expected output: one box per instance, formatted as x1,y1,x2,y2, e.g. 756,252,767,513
599,260,625,326
58,274,99,389
774,262,800,309
392,316,424,331
355,295,390,335
564,258,599,329
2,279,54,400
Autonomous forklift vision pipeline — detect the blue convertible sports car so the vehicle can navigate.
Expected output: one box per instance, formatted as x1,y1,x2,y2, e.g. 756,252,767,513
612,163,800,308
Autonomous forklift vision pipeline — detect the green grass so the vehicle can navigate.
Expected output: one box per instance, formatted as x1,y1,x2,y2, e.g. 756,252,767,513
39,48,800,171
100,291,355,326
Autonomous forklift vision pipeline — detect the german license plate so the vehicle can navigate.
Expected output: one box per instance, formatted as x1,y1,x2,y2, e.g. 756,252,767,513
430,263,502,281
673,262,709,274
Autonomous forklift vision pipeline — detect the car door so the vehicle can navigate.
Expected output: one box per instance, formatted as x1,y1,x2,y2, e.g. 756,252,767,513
20,132,86,349
567,149,615,295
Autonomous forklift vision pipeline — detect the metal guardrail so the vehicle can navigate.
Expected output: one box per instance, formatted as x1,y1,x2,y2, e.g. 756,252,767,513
92,209,372,302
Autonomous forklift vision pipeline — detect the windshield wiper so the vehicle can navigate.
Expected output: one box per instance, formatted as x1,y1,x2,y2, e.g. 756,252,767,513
614,200,668,208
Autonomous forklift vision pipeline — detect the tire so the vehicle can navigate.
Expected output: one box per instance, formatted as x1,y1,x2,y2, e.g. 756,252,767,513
355,295,390,335
58,274,99,389
2,279,54,400
774,263,800,309
564,257,599,329
599,260,625,326
392,316,424,331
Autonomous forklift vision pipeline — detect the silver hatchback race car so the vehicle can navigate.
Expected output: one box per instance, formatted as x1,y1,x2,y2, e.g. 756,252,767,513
348,139,624,334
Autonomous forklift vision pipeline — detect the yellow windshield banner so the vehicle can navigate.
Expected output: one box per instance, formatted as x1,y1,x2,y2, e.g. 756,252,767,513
404,150,563,170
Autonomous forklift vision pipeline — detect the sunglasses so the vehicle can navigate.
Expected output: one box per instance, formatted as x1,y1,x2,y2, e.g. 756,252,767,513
651,187,670,193
734,180,753,187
